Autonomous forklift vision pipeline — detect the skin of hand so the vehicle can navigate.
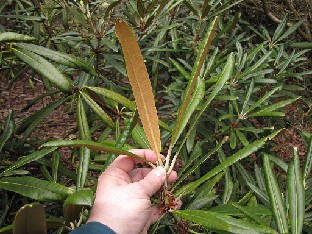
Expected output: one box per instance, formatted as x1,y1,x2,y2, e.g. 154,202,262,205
87,149,179,234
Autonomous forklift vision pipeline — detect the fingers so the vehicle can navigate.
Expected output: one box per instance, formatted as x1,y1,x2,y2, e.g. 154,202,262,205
130,168,178,183
133,167,166,197
108,149,160,174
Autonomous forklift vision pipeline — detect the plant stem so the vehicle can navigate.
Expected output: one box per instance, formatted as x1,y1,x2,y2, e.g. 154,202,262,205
165,144,173,170
167,152,178,175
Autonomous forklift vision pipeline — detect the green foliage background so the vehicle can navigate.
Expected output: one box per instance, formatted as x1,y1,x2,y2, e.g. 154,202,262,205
0,0,311,233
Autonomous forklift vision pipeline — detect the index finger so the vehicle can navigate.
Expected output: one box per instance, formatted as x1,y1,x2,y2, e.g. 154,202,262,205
109,149,159,173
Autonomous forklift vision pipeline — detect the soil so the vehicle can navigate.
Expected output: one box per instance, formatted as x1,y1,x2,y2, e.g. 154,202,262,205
0,71,76,144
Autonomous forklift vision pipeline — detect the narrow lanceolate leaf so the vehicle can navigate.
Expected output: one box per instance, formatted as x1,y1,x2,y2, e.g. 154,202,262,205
13,48,72,93
263,154,288,234
0,147,57,176
16,99,67,143
174,210,277,233
0,177,73,201
0,32,37,42
249,97,300,117
80,91,114,128
176,130,280,197
172,78,205,151
42,140,148,163
175,53,234,157
77,98,91,189
115,19,161,164
287,150,305,234
0,110,15,152
84,86,136,110
303,136,312,182
170,17,218,148
15,43,97,76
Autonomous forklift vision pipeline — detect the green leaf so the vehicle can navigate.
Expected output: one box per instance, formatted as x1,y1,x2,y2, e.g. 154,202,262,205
303,136,312,182
172,77,205,151
277,21,303,42
16,98,67,142
15,43,97,76
174,139,225,189
170,17,218,149
131,124,151,149
76,98,91,189
0,177,73,201
247,86,281,114
230,130,237,149
236,130,249,146
0,32,37,42
232,203,264,225
290,42,312,49
249,97,300,117
210,204,272,217
0,147,57,176
104,0,121,19
0,110,15,152
13,203,47,234
186,173,223,210
41,140,148,163
176,131,280,197
80,91,114,128
0,15,45,21
169,58,190,79
287,150,305,234
13,48,72,93
183,1,199,17
84,86,136,110
102,112,138,171
63,189,93,222
263,154,288,234
174,53,234,162
174,210,277,233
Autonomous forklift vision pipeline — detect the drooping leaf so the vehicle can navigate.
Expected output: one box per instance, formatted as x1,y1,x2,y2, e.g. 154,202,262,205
0,177,74,201
13,203,47,234
0,32,37,42
263,154,288,234
0,147,57,176
76,98,91,189
80,91,114,128
174,210,277,233
15,43,97,76
13,48,72,93
42,140,149,163
115,19,162,164
249,97,300,117
16,98,67,142
287,149,305,234
84,86,136,110
303,136,312,182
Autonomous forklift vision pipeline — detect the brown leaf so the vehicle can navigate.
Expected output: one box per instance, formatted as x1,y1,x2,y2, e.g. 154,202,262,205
115,19,162,165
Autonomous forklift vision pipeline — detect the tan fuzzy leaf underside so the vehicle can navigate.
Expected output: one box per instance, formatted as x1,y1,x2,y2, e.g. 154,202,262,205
115,19,161,162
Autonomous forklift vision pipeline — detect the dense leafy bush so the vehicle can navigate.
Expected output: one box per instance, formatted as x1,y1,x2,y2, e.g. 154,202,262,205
0,0,311,233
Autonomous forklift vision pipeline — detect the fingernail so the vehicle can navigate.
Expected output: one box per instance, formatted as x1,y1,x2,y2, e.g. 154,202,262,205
153,167,166,177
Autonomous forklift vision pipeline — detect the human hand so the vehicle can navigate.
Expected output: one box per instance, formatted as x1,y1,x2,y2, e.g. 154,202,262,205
87,149,179,234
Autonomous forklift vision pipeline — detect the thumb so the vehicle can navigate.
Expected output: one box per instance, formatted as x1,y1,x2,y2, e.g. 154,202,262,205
134,166,166,197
